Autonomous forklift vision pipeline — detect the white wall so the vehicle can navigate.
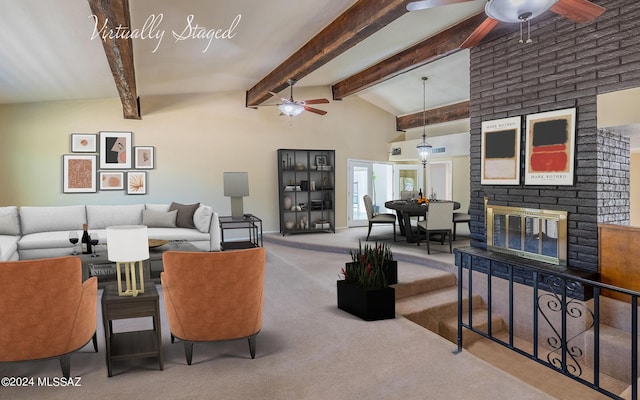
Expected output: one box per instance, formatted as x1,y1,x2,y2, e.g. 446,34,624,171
0,87,397,233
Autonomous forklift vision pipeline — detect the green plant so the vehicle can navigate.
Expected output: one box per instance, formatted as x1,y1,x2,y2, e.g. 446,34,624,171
340,241,393,289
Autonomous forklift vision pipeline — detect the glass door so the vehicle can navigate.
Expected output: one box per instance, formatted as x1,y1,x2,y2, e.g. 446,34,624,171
347,160,393,227
394,164,422,199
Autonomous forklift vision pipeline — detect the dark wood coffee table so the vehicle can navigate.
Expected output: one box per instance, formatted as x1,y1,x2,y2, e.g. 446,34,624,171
101,281,163,377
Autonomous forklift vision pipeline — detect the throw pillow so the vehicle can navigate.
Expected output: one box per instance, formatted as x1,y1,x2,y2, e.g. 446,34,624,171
193,205,213,233
142,209,177,228
0,212,20,235
169,202,200,229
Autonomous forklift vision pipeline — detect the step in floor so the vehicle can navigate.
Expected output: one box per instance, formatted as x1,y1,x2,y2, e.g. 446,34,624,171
438,307,505,345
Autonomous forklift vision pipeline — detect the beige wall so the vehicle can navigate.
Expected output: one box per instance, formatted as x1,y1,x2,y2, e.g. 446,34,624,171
0,87,397,233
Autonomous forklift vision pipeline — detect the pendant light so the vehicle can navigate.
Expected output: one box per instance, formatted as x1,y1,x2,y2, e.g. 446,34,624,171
416,77,432,166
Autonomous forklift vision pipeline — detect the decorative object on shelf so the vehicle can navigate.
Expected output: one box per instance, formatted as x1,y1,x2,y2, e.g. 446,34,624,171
315,155,327,166
283,195,292,210
337,241,396,321
106,225,150,297
525,107,576,186
284,220,294,230
63,154,97,193
99,131,132,169
126,171,147,195
223,172,250,218
70,133,97,153
481,116,521,185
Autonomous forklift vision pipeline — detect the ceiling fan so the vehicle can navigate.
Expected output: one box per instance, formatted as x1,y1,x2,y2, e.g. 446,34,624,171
269,79,329,117
406,0,606,48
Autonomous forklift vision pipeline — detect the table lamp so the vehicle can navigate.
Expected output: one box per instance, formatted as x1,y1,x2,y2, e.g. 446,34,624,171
106,225,149,297
223,172,249,219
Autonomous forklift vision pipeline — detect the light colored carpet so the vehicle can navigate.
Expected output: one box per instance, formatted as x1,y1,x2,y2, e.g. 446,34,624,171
0,238,555,400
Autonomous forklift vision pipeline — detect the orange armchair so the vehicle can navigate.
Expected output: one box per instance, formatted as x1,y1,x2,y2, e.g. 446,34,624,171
0,256,98,377
161,247,266,365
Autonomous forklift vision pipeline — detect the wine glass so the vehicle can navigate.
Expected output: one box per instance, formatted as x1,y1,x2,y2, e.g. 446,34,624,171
89,232,100,257
68,232,79,255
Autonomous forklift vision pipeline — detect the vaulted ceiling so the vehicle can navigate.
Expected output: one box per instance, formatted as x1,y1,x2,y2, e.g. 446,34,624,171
0,0,540,128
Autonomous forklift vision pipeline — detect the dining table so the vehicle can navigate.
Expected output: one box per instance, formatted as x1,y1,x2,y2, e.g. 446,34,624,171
384,199,461,243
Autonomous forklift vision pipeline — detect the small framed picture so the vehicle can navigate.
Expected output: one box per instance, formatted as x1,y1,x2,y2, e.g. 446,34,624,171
315,155,328,166
127,171,147,195
99,131,132,169
71,133,97,153
99,171,125,190
134,146,155,169
63,154,97,193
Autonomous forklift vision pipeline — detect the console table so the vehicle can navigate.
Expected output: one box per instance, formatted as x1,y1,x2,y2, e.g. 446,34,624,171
101,281,163,377
219,215,263,250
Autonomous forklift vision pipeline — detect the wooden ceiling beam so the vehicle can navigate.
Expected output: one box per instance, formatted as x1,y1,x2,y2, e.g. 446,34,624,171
332,12,486,100
245,0,412,108
88,0,140,119
396,101,469,131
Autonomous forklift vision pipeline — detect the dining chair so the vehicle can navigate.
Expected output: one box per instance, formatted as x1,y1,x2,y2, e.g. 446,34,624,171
453,207,471,241
416,201,453,254
400,190,418,200
363,195,396,242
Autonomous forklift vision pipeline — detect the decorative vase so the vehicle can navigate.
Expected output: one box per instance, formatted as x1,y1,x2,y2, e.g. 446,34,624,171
344,260,397,285
336,280,395,321
283,196,292,210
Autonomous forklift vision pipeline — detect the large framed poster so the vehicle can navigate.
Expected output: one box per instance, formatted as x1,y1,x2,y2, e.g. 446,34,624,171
481,116,521,185
525,108,576,186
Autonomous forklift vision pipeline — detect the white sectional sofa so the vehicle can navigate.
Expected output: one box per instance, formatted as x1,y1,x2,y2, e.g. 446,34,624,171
0,203,221,261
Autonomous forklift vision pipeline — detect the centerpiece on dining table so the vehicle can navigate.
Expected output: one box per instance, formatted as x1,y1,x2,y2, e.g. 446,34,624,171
336,241,396,321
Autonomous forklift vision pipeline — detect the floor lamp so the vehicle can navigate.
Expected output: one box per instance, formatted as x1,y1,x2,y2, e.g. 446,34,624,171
106,225,149,297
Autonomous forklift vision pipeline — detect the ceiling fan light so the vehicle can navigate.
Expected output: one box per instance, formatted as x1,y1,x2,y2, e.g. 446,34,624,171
485,0,558,23
278,102,305,117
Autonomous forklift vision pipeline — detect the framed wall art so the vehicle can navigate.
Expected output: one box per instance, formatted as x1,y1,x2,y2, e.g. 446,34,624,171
63,154,97,193
481,116,521,185
71,133,97,153
127,171,147,195
134,146,155,169
99,131,132,169
525,108,576,186
99,171,125,190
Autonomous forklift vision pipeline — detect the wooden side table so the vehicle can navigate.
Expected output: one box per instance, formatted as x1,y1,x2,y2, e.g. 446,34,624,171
101,281,163,376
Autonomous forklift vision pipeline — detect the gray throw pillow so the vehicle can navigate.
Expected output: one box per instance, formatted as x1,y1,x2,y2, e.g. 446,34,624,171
142,209,177,228
0,213,20,235
169,202,200,229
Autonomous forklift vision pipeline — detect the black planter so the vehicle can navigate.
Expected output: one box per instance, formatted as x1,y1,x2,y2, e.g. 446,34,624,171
336,280,395,321
344,260,397,285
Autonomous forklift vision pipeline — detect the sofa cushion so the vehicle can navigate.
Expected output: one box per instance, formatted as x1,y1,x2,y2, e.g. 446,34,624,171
0,206,20,235
193,205,213,233
147,227,210,242
169,202,199,229
142,209,177,228
20,205,86,234
145,203,170,212
0,235,19,261
87,204,144,229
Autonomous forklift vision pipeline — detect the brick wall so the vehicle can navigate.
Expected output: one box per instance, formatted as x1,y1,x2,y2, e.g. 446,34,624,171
469,0,637,272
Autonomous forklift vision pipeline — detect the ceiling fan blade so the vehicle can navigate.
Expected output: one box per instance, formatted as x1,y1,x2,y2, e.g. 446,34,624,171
407,0,475,12
304,106,327,116
302,98,330,105
460,17,499,49
550,0,605,23
269,91,288,103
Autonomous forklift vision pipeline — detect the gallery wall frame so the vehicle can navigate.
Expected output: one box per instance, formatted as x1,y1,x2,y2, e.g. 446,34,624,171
481,116,521,185
71,133,97,153
63,154,97,193
99,131,132,169
134,146,154,169
525,108,576,186
127,171,147,195
99,171,125,190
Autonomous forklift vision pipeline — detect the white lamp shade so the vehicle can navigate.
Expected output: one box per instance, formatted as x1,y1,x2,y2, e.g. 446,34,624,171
223,172,250,197
485,0,558,23
106,225,149,262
